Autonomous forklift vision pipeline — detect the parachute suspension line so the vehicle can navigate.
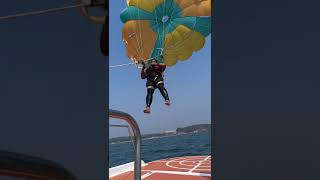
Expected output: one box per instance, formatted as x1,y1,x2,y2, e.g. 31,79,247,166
109,62,135,68
152,0,164,58
127,1,144,62
162,0,180,59
162,0,166,45
133,0,145,59
131,4,143,57
123,1,175,66
137,0,145,59
125,0,165,65
109,55,162,69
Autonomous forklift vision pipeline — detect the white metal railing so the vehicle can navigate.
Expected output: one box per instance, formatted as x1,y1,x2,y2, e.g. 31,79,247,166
109,109,141,180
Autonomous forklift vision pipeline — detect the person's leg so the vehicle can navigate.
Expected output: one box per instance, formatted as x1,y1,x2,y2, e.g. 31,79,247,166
157,82,170,105
146,86,155,107
144,86,154,113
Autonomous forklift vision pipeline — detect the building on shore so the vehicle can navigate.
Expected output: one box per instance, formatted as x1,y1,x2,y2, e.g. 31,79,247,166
164,130,176,135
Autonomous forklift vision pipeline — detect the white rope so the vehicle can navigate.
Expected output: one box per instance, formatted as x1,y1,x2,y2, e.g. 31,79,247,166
126,1,144,61
0,3,85,21
109,56,161,69
0,0,107,21
109,62,135,68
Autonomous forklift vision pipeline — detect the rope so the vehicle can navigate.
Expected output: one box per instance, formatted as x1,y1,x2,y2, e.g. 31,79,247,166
0,3,85,21
109,55,162,69
0,1,106,21
109,62,135,68
126,2,144,61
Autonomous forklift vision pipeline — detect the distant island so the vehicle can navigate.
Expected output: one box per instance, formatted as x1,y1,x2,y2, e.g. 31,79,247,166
110,124,211,144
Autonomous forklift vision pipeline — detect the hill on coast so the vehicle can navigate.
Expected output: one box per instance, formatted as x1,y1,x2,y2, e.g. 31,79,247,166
110,124,211,143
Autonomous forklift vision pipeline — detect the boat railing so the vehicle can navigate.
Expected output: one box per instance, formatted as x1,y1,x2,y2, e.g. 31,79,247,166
109,124,136,152
109,109,141,180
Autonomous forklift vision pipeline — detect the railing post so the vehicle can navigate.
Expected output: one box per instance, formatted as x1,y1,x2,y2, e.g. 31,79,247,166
109,109,141,180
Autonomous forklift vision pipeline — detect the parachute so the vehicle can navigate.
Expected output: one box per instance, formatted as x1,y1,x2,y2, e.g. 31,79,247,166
120,0,212,67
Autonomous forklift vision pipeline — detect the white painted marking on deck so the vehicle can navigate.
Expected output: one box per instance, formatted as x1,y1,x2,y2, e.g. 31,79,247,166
164,155,211,171
188,155,211,172
141,170,211,177
141,172,153,179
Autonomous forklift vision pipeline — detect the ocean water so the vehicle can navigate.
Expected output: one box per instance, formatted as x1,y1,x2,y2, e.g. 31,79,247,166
109,131,211,168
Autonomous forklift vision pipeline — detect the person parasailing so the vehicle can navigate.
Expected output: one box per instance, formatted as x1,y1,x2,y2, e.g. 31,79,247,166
120,0,212,113
140,57,170,114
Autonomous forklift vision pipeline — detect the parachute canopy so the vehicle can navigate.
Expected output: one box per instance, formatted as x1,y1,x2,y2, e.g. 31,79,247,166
120,0,212,67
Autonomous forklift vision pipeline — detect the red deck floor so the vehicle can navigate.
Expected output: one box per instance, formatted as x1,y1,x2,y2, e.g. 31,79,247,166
110,155,212,180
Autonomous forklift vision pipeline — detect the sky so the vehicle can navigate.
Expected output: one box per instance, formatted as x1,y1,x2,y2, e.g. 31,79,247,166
0,1,107,179
109,0,212,138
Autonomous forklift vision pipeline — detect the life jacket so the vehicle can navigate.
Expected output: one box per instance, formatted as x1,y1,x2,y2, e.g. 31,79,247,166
141,64,166,80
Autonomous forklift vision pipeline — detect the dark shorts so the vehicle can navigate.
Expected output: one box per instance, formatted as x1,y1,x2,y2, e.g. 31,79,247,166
146,77,164,88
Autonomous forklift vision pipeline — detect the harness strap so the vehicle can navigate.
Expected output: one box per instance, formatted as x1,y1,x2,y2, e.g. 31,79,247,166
157,81,164,86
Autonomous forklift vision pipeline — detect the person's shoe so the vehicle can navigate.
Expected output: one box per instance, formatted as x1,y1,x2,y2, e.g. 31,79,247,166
143,107,151,113
165,100,171,106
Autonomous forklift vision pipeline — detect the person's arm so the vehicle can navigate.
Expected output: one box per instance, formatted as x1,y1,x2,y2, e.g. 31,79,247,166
156,64,166,77
159,63,166,72
162,64,166,71
140,60,147,79
159,56,166,70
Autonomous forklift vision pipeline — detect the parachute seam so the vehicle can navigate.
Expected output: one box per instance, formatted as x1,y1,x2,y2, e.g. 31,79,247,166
165,17,207,50
163,0,166,47
137,0,145,59
127,2,144,61
152,0,163,59
162,0,180,59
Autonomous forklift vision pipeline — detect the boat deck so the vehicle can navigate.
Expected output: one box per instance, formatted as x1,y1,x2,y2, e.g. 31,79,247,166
110,155,211,180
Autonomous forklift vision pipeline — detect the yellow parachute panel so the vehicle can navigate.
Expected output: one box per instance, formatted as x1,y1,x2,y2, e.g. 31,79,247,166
163,25,206,66
174,0,211,17
127,0,164,12
122,20,158,61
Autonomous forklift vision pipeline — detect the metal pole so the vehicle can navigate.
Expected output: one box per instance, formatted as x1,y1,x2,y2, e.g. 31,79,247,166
109,109,141,180
109,124,136,152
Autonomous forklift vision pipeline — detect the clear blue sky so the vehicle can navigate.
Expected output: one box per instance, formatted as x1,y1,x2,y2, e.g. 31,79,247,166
109,0,212,137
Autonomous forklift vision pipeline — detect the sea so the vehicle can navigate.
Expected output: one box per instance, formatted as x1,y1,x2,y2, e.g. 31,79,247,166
109,131,211,168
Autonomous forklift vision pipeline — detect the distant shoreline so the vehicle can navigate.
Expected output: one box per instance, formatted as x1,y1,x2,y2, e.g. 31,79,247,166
109,124,211,144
